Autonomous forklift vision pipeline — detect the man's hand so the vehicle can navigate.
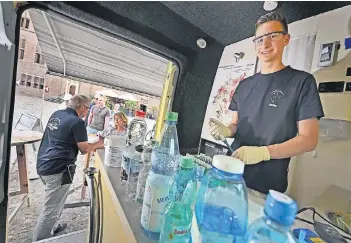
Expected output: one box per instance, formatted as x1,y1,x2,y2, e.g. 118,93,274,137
209,118,232,141
97,136,104,147
232,146,270,165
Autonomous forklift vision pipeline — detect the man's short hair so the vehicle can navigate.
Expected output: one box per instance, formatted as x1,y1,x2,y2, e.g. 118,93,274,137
67,95,89,110
256,11,288,33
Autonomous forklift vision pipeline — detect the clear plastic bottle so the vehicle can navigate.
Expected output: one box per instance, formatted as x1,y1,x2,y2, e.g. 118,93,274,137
121,111,146,185
135,140,156,205
195,155,248,243
245,190,298,243
126,145,143,198
128,111,147,146
121,143,134,185
159,156,197,243
140,112,180,239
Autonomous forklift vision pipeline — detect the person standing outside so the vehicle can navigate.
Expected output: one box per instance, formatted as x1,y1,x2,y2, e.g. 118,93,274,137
99,111,128,138
84,94,99,126
109,103,121,127
87,95,110,134
209,12,324,195
33,95,104,241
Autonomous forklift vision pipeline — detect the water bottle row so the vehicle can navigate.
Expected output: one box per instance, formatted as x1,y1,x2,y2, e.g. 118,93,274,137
105,111,299,243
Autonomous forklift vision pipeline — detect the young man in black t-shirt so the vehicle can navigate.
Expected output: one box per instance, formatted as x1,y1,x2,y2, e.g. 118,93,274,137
33,95,104,241
209,12,324,195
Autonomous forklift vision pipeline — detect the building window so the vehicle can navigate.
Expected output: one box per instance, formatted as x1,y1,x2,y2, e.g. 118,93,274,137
21,38,26,49
39,77,44,89
26,75,32,87
20,18,30,29
25,19,30,29
33,76,39,88
20,73,26,86
34,45,45,64
19,38,25,59
34,53,41,64
19,49,25,59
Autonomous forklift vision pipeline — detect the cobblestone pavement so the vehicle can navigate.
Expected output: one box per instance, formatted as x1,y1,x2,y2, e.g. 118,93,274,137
7,93,90,243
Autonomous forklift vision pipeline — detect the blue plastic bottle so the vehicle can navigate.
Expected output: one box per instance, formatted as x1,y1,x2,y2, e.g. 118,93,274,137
159,156,197,243
245,190,298,243
195,155,248,243
140,112,180,239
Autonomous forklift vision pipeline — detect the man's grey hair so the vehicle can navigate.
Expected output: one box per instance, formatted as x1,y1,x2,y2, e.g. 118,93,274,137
67,95,89,110
256,11,288,33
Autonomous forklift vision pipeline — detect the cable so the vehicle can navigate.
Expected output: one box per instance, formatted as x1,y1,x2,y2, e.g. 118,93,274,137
296,207,351,240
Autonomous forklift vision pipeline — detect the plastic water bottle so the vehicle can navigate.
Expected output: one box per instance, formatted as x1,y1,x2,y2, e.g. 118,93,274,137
245,190,298,243
135,140,156,206
195,155,248,243
159,156,197,243
128,110,147,146
121,111,147,185
140,112,180,239
121,144,134,185
126,145,144,197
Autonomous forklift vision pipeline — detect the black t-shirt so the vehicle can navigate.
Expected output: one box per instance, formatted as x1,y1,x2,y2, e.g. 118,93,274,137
228,66,324,194
37,108,88,176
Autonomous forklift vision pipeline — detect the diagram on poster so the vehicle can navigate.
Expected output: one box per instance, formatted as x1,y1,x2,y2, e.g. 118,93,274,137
201,62,256,146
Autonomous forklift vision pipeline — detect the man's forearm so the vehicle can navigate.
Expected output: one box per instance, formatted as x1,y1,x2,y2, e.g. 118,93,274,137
228,123,238,138
89,140,103,152
267,135,317,159
80,141,102,154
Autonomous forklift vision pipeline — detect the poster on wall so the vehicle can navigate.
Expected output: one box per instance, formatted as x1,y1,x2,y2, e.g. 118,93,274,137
201,61,256,146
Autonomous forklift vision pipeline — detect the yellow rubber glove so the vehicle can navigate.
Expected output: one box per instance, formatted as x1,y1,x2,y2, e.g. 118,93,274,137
209,118,232,141
232,146,271,165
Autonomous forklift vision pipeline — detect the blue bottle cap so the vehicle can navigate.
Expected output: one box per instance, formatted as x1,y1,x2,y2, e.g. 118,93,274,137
264,190,298,226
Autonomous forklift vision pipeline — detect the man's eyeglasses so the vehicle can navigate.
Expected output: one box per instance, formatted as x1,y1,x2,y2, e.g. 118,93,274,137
81,105,89,109
253,31,287,45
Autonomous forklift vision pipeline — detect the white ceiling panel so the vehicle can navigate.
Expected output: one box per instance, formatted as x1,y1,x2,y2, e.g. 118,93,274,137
29,9,169,97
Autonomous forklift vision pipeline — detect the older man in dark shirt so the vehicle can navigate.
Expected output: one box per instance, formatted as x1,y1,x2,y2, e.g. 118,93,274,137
33,95,104,241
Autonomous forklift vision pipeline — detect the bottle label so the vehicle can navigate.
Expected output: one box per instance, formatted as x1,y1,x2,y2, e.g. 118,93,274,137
141,175,170,232
170,139,175,156
164,226,191,241
129,159,141,173
136,182,145,201
105,146,122,166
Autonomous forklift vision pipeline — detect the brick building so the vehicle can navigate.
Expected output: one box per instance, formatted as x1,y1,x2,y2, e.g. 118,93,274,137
16,11,160,110
16,11,47,95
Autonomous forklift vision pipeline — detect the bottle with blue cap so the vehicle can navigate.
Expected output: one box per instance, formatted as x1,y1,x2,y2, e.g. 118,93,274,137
245,190,298,243
195,155,248,243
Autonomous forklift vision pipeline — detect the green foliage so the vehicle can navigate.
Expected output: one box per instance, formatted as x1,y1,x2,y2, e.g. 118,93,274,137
105,97,112,110
125,100,137,110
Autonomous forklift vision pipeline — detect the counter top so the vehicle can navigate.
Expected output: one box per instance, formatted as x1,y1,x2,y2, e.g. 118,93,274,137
96,149,351,242
96,149,157,243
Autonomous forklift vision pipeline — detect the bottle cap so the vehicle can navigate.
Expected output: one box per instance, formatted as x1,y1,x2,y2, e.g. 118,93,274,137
180,156,195,169
135,111,145,118
135,145,144,152
166,112,178,122
212,155,244,174
264,190,298,226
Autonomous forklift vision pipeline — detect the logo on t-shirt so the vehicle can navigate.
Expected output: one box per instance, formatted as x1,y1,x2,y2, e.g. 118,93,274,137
269,90,284,108
47,118,60,131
